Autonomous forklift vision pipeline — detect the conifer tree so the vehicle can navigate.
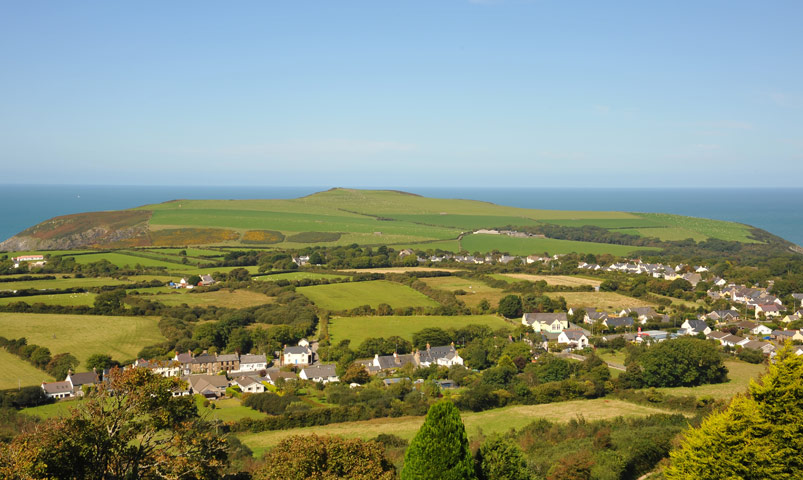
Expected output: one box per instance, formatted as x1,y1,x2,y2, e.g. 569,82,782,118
402,401,476,480
666,344,803,479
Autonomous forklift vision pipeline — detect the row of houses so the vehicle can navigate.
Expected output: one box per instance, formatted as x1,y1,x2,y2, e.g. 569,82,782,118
169,274,216,289
578,260,713,286
41,371,100,399
357,343,464,374
398,249,559,266
134,351,269,377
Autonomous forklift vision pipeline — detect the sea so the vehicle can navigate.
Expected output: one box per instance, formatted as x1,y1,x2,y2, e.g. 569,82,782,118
1,185,802,247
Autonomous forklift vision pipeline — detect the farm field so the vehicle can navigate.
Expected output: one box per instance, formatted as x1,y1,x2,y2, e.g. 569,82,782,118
0,292,96,307
297,280,440,310
236,398,680,457
419,276,507,309
387,214,543,230
636,213,758,243
493,273,602,287
0,348,55,390
328,314,510,346
255,271,350,281
545,291,656,310
460,234,658,256
646,360,766,400
20,399,79,419
196,396,266,422
386,240,462,252
0,313,165,370
616,227,708,242
133,289,272,308
68,252,188,269
140,247,225,257
337,267,462,274
0,276,143,291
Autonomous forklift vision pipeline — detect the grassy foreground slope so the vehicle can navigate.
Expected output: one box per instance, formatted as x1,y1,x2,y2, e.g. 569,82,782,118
1,188,765,252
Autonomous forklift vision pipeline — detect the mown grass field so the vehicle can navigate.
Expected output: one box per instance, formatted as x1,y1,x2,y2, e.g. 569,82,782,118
419,276,507,309
255,271,350,281
196,396,266,422
460,234,658,256
236,398,680,457
297,281,440,310
636,213,758,243
68,252,188,269
646,360,766,400
0,313,165,368
0,276,138,291
133,289,272,308
0,292,96,307
0,348,55,390
545,291,656,310
493,273,602,287
328,314,510,346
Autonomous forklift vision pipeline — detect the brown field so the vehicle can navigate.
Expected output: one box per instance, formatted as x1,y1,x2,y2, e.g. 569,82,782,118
241,230,284,244
149,228,240,246
546,291,656,310
499,274,602,287
420,276,507,309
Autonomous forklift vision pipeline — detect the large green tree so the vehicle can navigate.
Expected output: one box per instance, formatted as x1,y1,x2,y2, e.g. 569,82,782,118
665,344,803,479
638,337,728,387
498,295,523,319
0,368,228,479
476,436,531,480
402,401,476,480
254,434,395,480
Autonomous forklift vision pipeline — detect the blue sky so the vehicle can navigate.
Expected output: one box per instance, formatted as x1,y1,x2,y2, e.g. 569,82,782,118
1,1,801,187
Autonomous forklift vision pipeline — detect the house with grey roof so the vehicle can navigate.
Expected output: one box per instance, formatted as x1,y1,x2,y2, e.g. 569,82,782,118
238,354,268,372
232,376,265,394
66,371,100,396
300,364,339,383
283,343,313,366
557,329,589,349
522,312,568,333
603,316,634,329
680,319,711,336
41,380,74,399
186,374,229,399
372,352,416,372
265,370,297,385
415,344,464,367
216,353,240,372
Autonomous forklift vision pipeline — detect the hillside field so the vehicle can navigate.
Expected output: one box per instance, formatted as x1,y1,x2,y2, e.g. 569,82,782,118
130,289,272,308
545,291,657,310
460,233,658,257
492,273,602,287
0,348,55,390
0,313,165,368
297,280,440,310
419,276,507,309
0,292,96,307
236,398,681,457
328,314,510,346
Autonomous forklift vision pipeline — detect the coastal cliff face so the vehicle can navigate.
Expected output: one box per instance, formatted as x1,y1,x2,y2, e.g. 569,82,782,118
0,210,152,251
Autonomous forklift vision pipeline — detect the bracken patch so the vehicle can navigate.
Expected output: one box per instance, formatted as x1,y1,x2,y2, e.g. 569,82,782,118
149,228,240,246
241,230,285,244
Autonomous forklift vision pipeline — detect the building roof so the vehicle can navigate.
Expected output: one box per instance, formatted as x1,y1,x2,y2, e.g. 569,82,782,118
217,353,239,362
187,374,229,393
68,372,99,386
417,345,459,364
266,371,297,383
191,353,217,364
301,364,338,379
42,381,73,394
375,353,416,370
233,376,260,388
561,329,587,341
240,354,267,364
284,345,311,355
605,317,634,328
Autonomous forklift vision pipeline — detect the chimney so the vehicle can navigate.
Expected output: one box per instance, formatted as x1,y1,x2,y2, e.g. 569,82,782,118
426,343,430,351
393,352,398,358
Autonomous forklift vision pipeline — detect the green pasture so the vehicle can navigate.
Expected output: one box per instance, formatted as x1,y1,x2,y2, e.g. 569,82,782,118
385,239,462,252
237,398,679,457
255,271,350,281
140,247,225,257
0,276,132,291
0,348,55,389
0,292,96,307
543,218,666,229
387,214,542,230
21,399,80,419
0,313,165,367
68,252,188,269
636,213,758,243
460,234,657,256
196,396,266,422
328,314,510,346
644,360,766,400
615,227,708,242
132,289,272,308
297,280,440,310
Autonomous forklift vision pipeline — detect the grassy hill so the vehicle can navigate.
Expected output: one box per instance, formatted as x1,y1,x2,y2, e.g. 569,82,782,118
1,188,767,255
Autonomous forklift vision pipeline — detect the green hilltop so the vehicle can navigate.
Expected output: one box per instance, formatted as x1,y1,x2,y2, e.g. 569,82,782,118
0,188,767,254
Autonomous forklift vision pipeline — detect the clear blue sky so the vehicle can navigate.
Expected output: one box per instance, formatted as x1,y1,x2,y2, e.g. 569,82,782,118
1,1,801,187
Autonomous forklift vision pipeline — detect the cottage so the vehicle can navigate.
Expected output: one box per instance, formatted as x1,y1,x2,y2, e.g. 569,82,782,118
583,310,611,324
619,307,658,323
232,376,265,394
742,340,776,355
372,352,416,372
557,330,589,349
755,304,782,319
680,319,711,336
415,344,464,367
216,353,240,372
522,312,568,333
41,380,74,399
66,371,100,396
720,334,748,348
189,352,219,374
186,374,229,399
265,370,297,385
283,343,313,366
707,310,741,323
199,274,215,286
238,354,268,372
134,358,182,377
299,364,339,383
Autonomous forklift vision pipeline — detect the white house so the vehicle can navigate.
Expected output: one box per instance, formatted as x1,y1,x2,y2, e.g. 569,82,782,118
755,304,781,319
680,319,711,336
557,330,589,349
41,380,74,399
232,376,265,394
238,354,268,372
283,343,312,366
300,364,339,383
522,313,568,333
415,344,464,367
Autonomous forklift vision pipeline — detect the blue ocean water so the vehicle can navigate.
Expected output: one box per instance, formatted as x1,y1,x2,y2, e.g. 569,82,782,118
1,185,801,246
